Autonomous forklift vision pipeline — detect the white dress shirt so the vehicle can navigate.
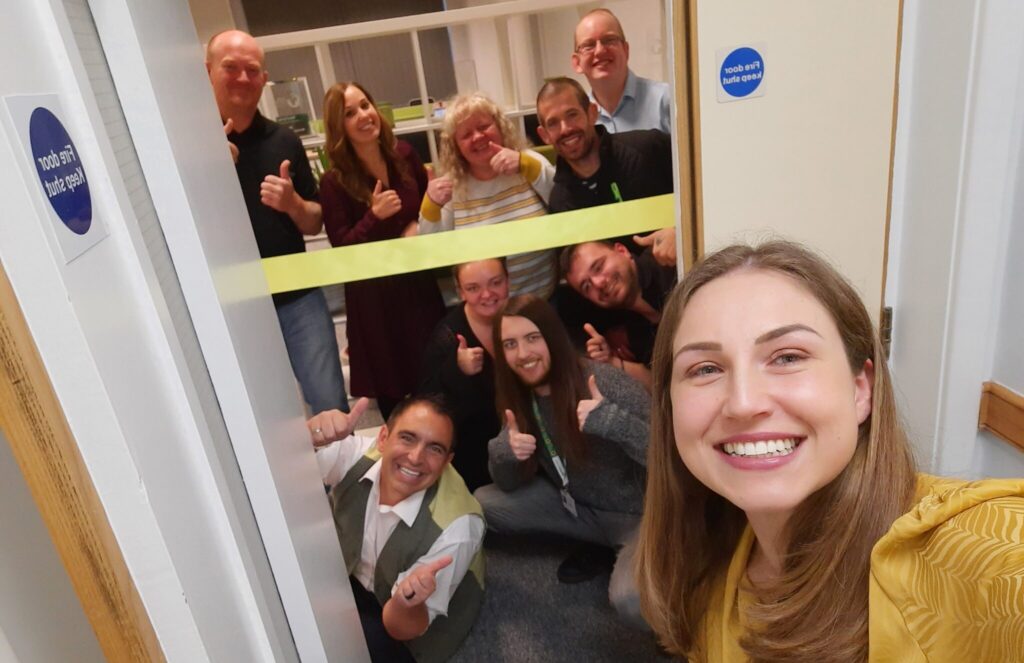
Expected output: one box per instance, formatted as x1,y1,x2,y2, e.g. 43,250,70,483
317,436,485,624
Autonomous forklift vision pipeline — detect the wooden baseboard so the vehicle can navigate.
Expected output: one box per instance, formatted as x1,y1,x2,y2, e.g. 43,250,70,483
978,381,1024,453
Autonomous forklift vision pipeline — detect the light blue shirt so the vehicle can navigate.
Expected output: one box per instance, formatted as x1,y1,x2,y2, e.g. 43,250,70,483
592,69,672,134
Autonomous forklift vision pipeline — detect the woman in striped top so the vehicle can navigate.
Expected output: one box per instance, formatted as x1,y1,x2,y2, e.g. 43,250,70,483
636,241,1023,662
419,93,557,299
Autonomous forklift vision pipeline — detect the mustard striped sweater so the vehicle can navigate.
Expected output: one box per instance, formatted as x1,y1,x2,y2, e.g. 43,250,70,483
419,149,557,299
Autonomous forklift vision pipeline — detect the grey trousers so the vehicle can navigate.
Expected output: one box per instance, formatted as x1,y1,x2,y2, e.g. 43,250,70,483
474,479,647,629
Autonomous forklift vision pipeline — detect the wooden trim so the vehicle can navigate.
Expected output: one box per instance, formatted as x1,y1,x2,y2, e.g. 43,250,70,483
879,0,905,319
672,0,703,271
979,381,1024,453
0,262,164,662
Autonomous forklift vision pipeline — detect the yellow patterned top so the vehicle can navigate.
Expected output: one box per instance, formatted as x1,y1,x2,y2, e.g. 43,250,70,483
699,474,1024,662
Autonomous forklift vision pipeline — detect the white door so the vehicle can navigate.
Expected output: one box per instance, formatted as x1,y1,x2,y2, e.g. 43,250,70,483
685,0,901,319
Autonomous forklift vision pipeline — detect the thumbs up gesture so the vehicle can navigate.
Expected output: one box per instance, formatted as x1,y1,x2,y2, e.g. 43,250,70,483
425,172,454,207
260,159,298,214
576,375,604,431
632,227,677,267
224,118,239,163
455,333,484,376
583,323,611,364
505,409,537,461
394,555,453,607
370,179,402,220
307,397,370,448
487,141,520,176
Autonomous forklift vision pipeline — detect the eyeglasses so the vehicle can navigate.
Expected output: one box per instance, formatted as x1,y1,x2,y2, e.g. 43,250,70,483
575,35,624,55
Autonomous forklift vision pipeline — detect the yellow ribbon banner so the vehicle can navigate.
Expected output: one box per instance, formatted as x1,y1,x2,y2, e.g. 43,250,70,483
262,194,675,293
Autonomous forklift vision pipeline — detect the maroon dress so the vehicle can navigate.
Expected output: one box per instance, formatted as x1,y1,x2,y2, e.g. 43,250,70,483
320,141,445,400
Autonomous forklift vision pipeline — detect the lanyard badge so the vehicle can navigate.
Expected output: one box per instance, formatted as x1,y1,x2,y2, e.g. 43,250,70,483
531,397,578,518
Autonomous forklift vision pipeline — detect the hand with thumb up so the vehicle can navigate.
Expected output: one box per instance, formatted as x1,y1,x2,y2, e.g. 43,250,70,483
260,159,298,214
576,374,605,431
370,179,402,220
504,409,537,461
455,333,485,376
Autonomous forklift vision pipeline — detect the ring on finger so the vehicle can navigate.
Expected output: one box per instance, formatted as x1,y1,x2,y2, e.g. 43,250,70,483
313,428,322,435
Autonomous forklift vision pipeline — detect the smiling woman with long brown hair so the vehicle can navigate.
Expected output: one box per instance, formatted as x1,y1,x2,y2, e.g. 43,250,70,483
319,81,444,420
636,241,1024,662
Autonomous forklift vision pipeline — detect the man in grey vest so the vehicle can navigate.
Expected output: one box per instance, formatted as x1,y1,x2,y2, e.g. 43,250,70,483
309,396,485,663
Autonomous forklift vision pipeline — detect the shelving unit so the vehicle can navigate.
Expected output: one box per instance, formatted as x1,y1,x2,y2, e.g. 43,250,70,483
256,0,594,163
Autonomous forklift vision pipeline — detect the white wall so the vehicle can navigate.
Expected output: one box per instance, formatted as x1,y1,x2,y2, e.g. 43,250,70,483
888,0,1024,477
0,432,105,663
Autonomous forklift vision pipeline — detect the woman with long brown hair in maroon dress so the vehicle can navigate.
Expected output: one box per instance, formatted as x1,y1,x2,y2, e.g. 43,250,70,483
320,81,444,419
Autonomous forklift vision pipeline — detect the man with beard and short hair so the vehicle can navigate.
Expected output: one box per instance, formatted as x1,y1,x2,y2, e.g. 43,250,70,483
571,8,671,134
535,76,676,264
558,240,676,388
310,395,485,662
207,29,348,414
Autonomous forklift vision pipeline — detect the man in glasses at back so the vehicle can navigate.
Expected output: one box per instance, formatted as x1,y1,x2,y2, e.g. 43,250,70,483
571,8,671,134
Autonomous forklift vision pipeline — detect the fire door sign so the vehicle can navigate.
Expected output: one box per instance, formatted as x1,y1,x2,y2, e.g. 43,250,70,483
717,45,767,103
3,94,108,262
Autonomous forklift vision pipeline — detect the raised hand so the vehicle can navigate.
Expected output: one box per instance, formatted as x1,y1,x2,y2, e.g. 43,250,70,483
394,556,453,607
633,227,677,267
260,159,298,213
583,323,612,364
426,173,453,207
455,333,484,376
224,118,239,163
505,409,537,461
371,179,402,219
488,141,520,176
576,375,604,431
308,397,370,448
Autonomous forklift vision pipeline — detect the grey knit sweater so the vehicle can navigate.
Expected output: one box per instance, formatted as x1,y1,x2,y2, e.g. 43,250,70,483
487,360,649,515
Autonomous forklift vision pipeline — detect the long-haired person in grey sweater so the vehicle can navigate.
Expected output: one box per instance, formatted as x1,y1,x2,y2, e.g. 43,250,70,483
473,295,650,627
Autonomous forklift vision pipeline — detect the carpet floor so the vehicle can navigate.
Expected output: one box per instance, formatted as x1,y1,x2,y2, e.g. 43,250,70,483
449,533,679,662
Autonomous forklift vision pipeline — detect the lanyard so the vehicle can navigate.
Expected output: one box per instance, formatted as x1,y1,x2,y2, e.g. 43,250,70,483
610,181,623,202
530,396,569,489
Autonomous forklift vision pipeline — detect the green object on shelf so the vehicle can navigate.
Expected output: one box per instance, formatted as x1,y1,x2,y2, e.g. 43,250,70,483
393,105,426,122
377,102,395,127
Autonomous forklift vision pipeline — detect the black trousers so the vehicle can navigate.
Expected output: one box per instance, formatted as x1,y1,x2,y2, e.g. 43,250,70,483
349,576,417,663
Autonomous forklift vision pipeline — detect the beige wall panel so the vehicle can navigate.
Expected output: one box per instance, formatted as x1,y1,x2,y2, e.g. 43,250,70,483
694,0,900,317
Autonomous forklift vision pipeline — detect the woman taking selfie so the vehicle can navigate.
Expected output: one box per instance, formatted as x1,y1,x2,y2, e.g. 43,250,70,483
320,82,444,420
636,241,1024,662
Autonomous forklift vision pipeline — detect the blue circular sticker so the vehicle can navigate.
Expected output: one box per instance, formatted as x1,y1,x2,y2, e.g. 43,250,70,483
720,47,765,98
29,107,92,235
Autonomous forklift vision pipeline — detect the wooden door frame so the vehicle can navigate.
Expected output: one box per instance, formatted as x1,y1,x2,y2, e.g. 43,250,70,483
0,260,164,662
672,0,703,271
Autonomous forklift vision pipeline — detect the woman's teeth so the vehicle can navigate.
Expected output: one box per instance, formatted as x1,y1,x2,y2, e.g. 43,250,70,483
723,439,798,458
